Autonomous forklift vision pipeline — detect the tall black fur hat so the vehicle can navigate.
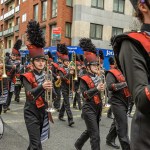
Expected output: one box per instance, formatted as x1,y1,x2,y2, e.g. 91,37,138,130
12,39,22,55
79,38,98,65
26,20,46,59
98,50,104,60
56,43,69,60
47,51,53,61
109,57,115,65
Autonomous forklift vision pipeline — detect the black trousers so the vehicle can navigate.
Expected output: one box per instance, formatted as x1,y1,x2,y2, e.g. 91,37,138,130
107,106,112,117
106,102,130,150
14,85,22,100
73,91,82,109
75,102,102,150
53,85,61,109
0,104,2,115
3,92,13,109
59,90,73,121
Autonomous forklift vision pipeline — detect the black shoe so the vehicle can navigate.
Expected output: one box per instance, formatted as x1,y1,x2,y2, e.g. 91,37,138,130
57,108,60,112
58,116,66,121
68,120,75,127
7,107,10,110
106,141,120,149
73,105,78,109
3,108,7,113
74,142,81,150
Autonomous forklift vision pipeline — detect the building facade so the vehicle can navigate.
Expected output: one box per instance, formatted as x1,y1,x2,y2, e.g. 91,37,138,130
72,0,135,49
0,0,73,51
0,0,136,52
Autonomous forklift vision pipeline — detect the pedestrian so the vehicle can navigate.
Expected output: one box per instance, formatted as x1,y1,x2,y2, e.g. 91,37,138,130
21,20,53,150
111,0,150,149
75,38,104,150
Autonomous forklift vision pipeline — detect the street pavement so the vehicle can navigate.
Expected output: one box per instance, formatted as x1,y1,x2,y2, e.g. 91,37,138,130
0,90,133,150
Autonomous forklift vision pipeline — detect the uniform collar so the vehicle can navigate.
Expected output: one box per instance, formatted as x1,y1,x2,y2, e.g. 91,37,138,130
33,69,43,75
141,24,150,33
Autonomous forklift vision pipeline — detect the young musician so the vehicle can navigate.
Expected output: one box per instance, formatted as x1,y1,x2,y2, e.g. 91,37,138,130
111,0,150,149
75,38,104,150
21,20,52,150
57,44,75,127
3,39,22,112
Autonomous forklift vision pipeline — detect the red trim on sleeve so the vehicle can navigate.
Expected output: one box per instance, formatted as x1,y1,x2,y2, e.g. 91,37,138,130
145,87,150,101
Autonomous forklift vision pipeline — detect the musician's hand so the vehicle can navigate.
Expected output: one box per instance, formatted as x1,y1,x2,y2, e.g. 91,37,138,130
13,65,16,69
70,69,75,75
57,76,60,79
42,81,53,91
97,83,104,92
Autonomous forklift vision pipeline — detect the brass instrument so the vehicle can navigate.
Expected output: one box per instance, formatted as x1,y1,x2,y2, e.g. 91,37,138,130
0,42,7,96
45,57,55,123
98,56,107,104
69,51,77,80
68,51,78,100
54,78,61,87
0,42,7,78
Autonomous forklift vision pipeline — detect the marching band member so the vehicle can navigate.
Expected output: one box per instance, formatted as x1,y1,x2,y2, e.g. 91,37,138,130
73,54,82,110
3,39,22,113
20,20,52,150
105,57,130,150
14,55,23,102
57,44,75,127
111,0,150,149
75,38,104,150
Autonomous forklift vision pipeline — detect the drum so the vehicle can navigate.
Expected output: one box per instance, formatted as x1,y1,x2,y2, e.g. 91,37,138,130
0,116,4,139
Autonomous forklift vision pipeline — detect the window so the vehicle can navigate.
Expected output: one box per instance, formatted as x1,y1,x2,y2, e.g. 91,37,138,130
34,4,38,21
42,1,47,21
113,0,125,13
91,0,104,9
17,0,20,5
1,9,4,15
22,13,26,22
42,28,46,38
9,23,12,28
112,27,123,36
66,0,73,6
22,0,26,2
50,24,56,46
52,0,57,18
90,23,103,39
65,22,71,38
8,40,11,48
16,17,20,25
9,6,13,11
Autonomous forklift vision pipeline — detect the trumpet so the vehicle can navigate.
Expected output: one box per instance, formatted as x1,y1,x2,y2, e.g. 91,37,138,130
45,57,55,123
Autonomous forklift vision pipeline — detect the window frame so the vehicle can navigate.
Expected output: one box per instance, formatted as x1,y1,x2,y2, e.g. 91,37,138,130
52,0,57,18
91,0,104,9
113,0,125,14
90,23,103,40
65,22,72,38
33,4,39,21
66,0,73,7
42,1,47,21
112,27,123,36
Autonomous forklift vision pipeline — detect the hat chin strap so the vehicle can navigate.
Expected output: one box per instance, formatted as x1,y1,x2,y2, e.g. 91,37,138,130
32,62,43,72
89,65,96,75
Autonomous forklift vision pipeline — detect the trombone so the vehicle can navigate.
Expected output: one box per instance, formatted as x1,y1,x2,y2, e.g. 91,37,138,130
45,57,55,123
0,42,7,96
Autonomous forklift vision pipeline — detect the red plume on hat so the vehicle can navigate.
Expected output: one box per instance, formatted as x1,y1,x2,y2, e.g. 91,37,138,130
57,43,69,60
79,38,98,65
26,20,46,59
12,39,22,56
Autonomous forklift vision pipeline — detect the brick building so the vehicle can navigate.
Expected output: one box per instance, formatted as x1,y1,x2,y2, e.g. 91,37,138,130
0,0,73,52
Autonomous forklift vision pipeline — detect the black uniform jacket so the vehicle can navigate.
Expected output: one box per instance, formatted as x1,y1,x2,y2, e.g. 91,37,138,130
118,24,150,150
